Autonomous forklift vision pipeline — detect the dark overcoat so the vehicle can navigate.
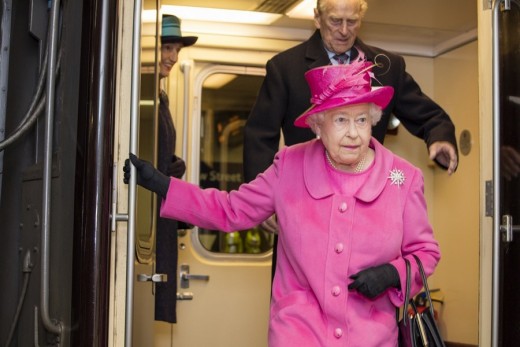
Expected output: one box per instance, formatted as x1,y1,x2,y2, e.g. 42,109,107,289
243,30,458,182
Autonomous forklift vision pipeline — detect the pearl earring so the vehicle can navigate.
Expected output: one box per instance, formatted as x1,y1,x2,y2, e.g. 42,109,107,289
316,134,321,140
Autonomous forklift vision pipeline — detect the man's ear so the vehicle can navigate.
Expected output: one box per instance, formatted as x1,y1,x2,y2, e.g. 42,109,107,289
313,8,321,29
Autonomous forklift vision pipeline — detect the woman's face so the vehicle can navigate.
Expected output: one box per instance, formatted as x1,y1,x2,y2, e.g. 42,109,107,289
317,103,372,167
159,42,183,78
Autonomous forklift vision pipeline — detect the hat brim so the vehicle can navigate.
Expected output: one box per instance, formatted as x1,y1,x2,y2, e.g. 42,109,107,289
161,36,198,47
294,86,394,128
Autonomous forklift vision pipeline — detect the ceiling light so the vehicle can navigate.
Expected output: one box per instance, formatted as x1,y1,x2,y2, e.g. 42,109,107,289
286,0,315,20
141,10,158,23
149,5,282,26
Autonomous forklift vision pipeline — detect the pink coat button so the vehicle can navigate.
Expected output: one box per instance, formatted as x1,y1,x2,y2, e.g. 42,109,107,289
334,328,343,338
339,202,347,212
335,243,344,253
331,286,341,296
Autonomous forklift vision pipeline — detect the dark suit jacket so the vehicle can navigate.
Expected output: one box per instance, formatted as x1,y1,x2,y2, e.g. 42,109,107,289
243,30,458,182
155,90,180,323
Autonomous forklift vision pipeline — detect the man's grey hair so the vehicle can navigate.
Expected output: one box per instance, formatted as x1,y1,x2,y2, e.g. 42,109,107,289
316,0,368,18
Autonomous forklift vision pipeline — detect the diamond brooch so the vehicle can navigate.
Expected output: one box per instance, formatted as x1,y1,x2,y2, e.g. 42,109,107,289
388,169,405,187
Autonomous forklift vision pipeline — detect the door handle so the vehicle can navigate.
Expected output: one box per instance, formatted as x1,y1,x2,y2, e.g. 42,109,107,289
137,273,168,283
177,292,194,300
180,264,210,288
500,215,520,243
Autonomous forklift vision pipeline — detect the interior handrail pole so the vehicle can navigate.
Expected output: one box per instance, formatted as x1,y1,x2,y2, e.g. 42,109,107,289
125,0,142,345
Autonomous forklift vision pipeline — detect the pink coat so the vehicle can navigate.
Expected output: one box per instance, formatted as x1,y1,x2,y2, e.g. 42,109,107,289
161,138,441,347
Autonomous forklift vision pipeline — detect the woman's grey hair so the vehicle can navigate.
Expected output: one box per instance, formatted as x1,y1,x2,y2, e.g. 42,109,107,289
306,102,383,133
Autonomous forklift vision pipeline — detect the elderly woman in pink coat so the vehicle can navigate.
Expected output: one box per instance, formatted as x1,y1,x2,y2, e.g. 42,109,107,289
124,61,441,347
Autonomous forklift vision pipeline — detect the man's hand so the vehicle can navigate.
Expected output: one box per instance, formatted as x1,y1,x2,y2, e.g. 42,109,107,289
429,141,458,175
260,214,279,234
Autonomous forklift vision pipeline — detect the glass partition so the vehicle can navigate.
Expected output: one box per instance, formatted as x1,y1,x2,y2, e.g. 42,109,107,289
197,72,274,255
135,2,160,263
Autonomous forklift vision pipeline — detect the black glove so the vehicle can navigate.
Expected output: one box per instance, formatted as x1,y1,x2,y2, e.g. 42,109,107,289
123,153,170,198
167,155,186,178
348,263,400,299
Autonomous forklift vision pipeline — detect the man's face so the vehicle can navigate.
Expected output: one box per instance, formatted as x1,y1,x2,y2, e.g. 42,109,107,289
314,0,362,54
159,42,183,78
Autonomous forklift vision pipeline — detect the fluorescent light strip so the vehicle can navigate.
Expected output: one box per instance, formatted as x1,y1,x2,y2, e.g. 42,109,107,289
142,10,158,23
151,5,282,25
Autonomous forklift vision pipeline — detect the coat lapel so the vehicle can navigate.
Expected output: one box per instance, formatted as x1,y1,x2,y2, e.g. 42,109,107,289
303,140,335,199
354,138,396,202
302,138,396,202
305,30,331,69
354,38,394,86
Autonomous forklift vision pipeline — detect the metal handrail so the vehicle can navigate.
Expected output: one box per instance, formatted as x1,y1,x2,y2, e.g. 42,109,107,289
125,0,143,346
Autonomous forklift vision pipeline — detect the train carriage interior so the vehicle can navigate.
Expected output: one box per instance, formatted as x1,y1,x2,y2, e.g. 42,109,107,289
1,0,519,346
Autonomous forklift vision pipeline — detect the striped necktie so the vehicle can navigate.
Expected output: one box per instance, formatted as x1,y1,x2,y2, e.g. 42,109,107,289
333,53,349,65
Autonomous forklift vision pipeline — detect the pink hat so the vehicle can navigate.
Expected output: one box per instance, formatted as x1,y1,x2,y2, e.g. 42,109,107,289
294,61,394,128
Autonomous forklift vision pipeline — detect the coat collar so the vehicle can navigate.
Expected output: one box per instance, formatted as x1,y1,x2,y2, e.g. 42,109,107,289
305,30,332,69
354,38,391,81
353,38,375,60
303,138,396,202
306,33,383,74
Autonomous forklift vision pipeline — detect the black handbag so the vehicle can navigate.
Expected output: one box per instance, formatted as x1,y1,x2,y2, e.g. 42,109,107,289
398,255,446,347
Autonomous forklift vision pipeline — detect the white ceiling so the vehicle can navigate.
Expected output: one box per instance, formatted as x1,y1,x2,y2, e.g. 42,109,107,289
153,0,478,57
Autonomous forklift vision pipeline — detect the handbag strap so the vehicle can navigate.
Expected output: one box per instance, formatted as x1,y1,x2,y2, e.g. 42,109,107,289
401,258,412,325
412,254,436,317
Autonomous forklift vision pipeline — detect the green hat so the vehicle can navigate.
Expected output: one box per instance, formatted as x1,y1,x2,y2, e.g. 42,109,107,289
161,15,198,46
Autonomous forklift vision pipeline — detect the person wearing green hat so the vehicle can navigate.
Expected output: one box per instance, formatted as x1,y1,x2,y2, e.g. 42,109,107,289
155,14,197,324
159,15,198,78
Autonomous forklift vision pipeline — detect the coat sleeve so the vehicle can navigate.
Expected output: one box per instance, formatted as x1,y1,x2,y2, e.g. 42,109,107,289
160,149,287,231
387,167,441,307
243,58,287,183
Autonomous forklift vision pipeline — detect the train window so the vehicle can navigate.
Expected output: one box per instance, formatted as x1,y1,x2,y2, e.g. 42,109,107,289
135,5,161,263
135,69,158,262
197,71,274,255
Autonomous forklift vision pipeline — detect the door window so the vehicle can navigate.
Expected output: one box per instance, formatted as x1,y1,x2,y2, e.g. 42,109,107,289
136,68,158,262
196,71,274,255
135,14,160,263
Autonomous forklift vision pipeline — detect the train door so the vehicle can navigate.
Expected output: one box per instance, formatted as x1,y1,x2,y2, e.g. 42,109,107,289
150,63,273,347
110,1,161,345
492,0,520,345
131,2,160,346
132,63,160,347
